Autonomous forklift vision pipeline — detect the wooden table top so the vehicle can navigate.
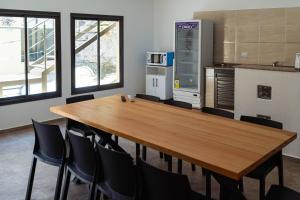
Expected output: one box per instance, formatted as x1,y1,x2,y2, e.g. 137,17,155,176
50,95,297,180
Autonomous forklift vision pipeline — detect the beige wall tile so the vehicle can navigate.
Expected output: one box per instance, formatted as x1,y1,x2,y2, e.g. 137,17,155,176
193,11,224,25
260,26,285,43
236,10,259,26
224,43,235,63
236,43,259,64
284,44,300,66
236,25,259,43
258,8,285,26
214,24,225,45
214,43,224,64
259,43,285,65
224,26,235,43
286,26,300,43
196,7,300,65
286,8,300,26
223,11,236,26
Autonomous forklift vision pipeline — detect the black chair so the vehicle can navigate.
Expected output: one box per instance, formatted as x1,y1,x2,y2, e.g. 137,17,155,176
164,99,193,109
212,172,300,200
265,185,300,200
212,172,244,200
164,99,194,173
66,95,124,152
66,94,96,144
136,94,160,102
94,144,137,200
61,131,98,200
202,107,234,119
135,94,163,162
137,159,205,200
25,120,66,200
240,115,284,200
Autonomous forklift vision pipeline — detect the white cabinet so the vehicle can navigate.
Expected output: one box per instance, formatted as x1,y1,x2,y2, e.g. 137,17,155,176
146,66,173,100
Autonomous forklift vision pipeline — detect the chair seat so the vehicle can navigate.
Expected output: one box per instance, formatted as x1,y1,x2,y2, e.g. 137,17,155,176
69,126,94,137
266,185,300,200
246,155,277,179
68,163,94,183
97,182,135,200
34,151,64,167
190,191,206,200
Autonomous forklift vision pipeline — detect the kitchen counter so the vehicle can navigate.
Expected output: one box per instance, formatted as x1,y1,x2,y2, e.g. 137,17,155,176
206,64,300,72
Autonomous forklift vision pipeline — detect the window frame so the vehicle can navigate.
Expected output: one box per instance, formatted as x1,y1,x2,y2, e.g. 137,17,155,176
0,9,62,106
70,13,124,95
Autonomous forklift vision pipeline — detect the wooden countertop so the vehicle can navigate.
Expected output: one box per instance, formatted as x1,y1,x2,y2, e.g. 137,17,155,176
50,95,297,180
206,64,300,72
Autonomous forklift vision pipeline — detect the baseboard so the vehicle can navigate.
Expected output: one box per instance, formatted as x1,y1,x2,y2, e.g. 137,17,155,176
0,118,65,135
283,153,300,162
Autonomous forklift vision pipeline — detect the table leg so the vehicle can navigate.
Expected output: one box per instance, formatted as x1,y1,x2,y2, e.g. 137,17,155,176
206,170,211,200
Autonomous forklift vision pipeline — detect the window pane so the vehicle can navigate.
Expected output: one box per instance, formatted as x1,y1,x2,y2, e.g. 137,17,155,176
0,17,26,98
75,20,98,88
100,21,120,85
27,18,56,95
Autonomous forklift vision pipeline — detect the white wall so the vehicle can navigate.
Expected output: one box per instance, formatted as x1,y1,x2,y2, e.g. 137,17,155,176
153,0,300,50
0,0,153,130
235,68,300,158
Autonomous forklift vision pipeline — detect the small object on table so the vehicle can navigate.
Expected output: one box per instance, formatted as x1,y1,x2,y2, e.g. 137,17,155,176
127,95,135,102
121,96,127,102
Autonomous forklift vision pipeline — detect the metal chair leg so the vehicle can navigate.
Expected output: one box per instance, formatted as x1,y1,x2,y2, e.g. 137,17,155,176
191,164,196,171
114,135,119,144
54,163,65,200
136,143,140,161
88,182,96,200
167,155,172,172
238,178,244,192
259,178,266,200
159,152,164,159
178,159,182,174
25,157,37,200
61,169,71,200
142,146,147,161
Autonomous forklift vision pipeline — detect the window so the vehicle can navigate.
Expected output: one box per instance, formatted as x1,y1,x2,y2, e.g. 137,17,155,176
0,9,61,106
71,13,124,95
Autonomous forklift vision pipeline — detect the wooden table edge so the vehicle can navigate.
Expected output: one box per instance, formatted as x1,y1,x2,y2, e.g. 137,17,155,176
50,105,297,180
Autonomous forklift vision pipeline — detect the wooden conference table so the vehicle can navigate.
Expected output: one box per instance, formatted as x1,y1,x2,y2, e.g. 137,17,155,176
50,95,297,199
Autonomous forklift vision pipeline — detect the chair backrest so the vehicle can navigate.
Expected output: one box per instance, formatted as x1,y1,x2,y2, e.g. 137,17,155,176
66,94,94,104
66,94,95,131
164,99,192,110
136,94,160,102
137,159,192,200
202,107,234,119
240,115,283,129
32,120,65,161
97,144,136,198
67,131,97,178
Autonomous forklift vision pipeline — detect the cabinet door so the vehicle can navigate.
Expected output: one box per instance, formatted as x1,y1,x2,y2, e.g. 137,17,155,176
146,75,156,96
156,76,166,100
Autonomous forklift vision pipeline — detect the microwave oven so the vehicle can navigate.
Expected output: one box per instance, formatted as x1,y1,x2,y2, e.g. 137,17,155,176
146,51,174,66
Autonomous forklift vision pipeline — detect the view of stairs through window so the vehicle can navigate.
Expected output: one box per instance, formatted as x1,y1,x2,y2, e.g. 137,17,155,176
0,17,57,98
74,20,120,88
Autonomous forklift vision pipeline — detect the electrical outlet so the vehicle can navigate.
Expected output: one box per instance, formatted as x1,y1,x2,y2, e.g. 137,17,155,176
241,52,248,58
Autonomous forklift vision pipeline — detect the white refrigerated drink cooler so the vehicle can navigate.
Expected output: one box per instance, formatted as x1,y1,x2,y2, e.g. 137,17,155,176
173,20,213,108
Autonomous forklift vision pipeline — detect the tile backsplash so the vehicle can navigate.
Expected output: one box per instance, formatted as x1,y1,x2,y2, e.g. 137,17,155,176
194,8,300,66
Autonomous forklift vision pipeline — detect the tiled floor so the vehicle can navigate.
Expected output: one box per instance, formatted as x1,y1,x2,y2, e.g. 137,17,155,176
0,121,299,200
